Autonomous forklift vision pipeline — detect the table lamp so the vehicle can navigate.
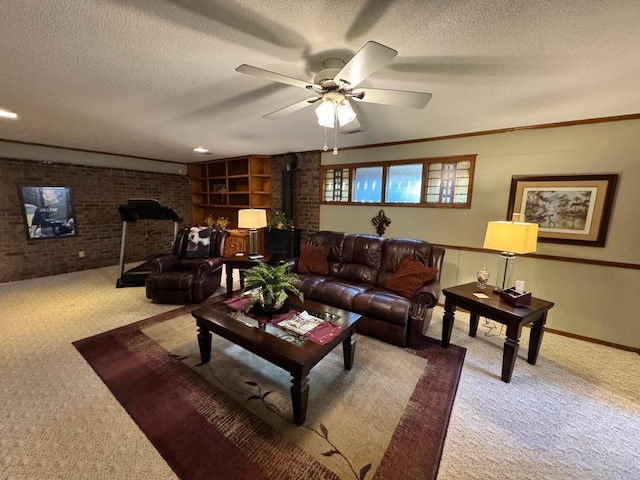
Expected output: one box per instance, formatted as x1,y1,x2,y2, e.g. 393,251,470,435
483,217,538,293
237,208,267,257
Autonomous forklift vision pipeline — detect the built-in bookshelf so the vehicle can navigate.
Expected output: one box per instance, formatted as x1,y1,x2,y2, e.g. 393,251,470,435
187,155,272,228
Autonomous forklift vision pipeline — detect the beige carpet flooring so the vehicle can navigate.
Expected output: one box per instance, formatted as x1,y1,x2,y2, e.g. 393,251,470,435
144,312,431,479
1,265,639,479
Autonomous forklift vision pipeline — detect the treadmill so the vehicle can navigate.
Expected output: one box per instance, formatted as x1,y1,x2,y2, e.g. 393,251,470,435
116,199,182,288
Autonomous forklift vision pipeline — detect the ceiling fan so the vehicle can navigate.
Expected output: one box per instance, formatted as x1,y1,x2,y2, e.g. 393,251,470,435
236,41,432,149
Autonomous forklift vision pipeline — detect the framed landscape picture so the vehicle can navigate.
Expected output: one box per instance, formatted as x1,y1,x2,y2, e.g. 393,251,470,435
19,186,78,240
507,174,618,247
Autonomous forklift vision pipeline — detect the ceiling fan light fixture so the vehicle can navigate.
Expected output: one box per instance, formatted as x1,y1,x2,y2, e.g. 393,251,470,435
337,99,356,127
315,100,335,128
315,97,357,128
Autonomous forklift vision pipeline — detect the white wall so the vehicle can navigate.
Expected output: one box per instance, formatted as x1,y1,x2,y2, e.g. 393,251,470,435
320,119,640,349
0,140,185,174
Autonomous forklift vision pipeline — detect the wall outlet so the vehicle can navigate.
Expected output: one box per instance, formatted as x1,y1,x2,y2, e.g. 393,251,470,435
78,250,85,258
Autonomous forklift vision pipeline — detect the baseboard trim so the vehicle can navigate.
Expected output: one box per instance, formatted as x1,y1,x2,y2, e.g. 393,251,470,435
540,327,639,354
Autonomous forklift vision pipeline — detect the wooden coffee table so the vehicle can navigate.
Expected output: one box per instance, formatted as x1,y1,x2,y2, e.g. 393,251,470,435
191,297,361,425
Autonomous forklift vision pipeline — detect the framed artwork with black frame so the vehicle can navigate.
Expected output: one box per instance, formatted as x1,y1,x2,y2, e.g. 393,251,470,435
19,186,78,240
507,174,618,247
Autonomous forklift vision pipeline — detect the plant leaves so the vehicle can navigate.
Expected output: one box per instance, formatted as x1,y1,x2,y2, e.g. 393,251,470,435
245,381,258,386
262,391,272,399
359,463,372,480
320,423,329,439
242,262,301,301
322,450,339,457
247,395,262,401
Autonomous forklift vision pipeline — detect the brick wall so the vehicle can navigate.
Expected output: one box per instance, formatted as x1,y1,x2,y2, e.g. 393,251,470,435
0,158,191,283
270,151,321,244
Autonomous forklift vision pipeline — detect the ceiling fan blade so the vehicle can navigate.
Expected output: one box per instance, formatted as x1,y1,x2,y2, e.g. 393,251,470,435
335,41,397,89
236,64,318,90
263,97,320,119
352,88,432,109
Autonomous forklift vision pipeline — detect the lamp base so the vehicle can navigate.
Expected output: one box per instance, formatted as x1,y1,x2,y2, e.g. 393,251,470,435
248,228,259,256
493,252,516,293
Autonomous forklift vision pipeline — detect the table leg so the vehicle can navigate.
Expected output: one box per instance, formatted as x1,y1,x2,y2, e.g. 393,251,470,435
239,269,246,290
291,375,309,425
225,265,234,298
342,332,356,370
528,312,548,365
197,323,212,364
502,323,523,383
442,300,456,348
469,312,479,337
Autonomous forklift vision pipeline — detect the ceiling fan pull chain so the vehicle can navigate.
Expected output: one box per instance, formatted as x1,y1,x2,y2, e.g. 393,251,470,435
323,127,328,151
333,107,339,155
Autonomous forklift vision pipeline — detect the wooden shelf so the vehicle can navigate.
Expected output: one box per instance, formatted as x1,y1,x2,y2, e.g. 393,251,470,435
188,155,272,227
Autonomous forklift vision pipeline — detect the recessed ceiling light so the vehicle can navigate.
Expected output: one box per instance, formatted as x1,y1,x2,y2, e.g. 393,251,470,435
192,147,210,154
0,109,18,120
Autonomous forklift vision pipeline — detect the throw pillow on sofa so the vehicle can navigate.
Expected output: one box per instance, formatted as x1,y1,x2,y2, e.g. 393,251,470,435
385,257,438,299
299,244,331,275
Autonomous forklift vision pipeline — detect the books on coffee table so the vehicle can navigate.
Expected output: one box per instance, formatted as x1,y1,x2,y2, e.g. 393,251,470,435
277,311,344,344
278,311,324,335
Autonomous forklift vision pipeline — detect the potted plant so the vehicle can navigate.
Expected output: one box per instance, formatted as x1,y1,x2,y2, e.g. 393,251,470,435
243,262,303,314
268,211,293,230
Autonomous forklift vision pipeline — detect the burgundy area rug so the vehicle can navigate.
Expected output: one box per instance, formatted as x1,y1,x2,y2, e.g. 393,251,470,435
73,296,465,480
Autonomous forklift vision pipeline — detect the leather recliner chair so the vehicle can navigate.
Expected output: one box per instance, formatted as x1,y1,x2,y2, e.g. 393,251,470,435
145,227,229,304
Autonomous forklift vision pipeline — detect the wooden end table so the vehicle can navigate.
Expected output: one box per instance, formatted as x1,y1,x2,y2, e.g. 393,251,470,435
223,252,274,297
441,282,554,383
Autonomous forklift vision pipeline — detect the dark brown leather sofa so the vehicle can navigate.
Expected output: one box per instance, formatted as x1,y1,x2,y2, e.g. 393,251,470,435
287,231,445,348
145,227,229,304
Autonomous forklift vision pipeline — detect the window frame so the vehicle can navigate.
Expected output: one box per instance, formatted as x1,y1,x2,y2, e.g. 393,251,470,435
320,154,476,208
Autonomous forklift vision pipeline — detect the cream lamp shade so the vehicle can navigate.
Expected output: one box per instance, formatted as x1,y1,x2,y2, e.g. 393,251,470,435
237,209,267,229
483,221,539,254
483,220,538,293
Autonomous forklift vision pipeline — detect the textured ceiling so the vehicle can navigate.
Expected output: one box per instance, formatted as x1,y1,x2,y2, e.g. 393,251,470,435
1,0,640,163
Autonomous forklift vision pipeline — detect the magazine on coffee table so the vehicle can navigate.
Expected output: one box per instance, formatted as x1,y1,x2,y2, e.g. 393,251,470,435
278,311,324,336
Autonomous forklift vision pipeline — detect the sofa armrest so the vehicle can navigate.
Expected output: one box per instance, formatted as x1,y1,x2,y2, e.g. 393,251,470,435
430,246,445,282
412,280,442,316
149,255,179,274
194,257,224,280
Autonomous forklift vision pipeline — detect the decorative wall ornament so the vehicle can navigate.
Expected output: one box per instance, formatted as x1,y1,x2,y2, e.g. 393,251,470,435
372,209,391,236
